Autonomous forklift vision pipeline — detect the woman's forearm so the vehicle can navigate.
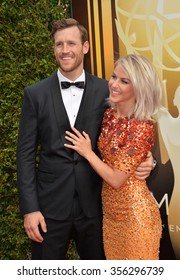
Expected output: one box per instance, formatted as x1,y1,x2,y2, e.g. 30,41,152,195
85,150,129,189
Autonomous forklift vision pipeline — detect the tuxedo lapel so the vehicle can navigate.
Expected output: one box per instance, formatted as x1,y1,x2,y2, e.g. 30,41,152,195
75,72,94,133
74,73,96,160
50,72,71,147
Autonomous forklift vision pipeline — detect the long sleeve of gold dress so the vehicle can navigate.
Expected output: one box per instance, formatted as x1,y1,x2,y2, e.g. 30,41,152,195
98,108,162,260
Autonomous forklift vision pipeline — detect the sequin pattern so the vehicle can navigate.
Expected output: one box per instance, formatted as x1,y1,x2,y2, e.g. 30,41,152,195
98,108,162,260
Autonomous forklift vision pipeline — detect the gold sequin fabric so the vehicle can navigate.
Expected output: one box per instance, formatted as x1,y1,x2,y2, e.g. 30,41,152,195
98,108,162,260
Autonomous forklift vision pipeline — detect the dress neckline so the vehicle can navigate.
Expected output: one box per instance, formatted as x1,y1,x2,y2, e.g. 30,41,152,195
110,107,134,121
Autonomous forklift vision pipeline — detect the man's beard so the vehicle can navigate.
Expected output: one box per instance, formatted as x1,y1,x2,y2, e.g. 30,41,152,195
55,56,83,74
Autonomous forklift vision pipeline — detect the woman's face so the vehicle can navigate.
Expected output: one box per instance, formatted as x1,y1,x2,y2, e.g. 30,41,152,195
108,64,136,108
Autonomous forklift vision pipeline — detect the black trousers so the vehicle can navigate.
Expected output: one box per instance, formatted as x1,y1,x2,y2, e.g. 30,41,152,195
32,195,105,260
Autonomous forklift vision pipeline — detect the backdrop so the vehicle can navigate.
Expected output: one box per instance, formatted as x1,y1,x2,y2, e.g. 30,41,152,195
71,0,180,260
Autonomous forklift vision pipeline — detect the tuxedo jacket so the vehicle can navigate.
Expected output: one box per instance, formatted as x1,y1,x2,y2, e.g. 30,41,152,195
17,71,109,220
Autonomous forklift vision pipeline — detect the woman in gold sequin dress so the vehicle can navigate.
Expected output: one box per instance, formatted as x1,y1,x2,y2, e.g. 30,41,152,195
65,54,163,260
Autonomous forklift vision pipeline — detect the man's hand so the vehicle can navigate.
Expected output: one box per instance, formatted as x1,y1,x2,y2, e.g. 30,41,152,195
23,211,47,242
135,151,154,180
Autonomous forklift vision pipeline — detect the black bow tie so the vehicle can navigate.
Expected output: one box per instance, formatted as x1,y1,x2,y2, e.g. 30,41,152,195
61,81,85,89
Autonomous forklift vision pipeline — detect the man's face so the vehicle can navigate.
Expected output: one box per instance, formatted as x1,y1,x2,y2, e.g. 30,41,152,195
54,26,89,79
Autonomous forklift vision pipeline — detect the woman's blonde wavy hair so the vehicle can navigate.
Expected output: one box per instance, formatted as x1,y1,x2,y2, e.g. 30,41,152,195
108,54,163,121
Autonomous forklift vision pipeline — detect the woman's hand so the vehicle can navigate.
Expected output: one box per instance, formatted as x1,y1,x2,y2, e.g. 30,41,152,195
64,127,93,158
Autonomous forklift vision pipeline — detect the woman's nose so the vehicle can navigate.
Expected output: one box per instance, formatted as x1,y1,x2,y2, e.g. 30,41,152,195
111,80,120,89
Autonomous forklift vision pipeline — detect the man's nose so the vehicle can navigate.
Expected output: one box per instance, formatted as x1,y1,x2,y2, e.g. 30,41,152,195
62,43,69,52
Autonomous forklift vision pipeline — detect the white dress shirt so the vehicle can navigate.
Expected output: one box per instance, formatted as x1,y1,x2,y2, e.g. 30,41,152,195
57,70,85,127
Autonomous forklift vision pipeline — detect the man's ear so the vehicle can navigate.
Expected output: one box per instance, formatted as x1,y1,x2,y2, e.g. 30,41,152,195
83,41,89,54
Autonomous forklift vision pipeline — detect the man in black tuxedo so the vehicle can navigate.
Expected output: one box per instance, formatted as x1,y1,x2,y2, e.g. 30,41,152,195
17,18,153,260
